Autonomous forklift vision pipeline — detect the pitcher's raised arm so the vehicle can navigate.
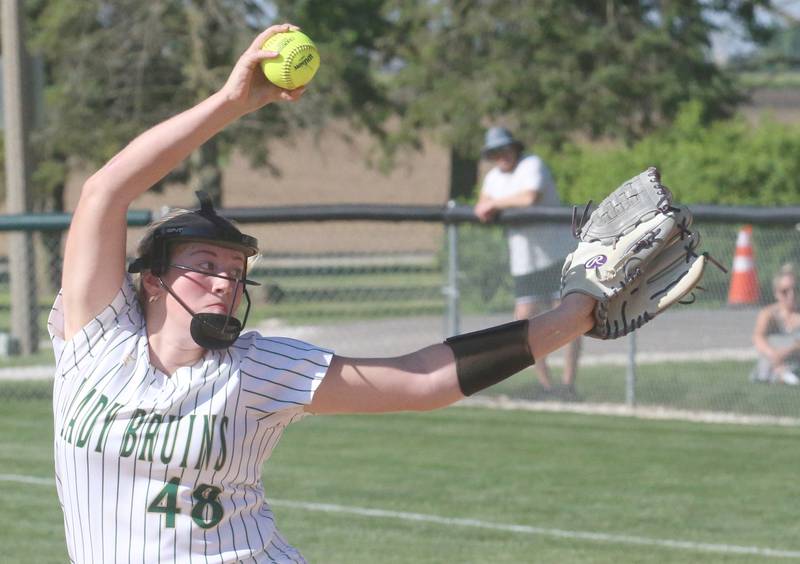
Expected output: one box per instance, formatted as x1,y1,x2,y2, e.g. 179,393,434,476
60,24,304,339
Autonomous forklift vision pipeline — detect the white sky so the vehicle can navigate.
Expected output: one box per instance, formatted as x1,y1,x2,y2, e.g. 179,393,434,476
711,0,800,63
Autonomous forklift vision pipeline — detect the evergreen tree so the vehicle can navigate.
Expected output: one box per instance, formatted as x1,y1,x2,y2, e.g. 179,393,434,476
275,1,775,199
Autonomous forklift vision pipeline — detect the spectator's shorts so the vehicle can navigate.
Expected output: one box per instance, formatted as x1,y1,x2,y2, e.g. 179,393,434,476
513,262,562,304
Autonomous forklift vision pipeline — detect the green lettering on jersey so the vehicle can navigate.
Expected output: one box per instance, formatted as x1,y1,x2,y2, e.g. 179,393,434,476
147,477,182,528
179,414,197,468
194,415,217,470
58,377,89,439
138,413,163,461
63,388,97,443
119,408,147,457
94,402,124,453
160,415,181,464
191,483,224,529
213,417,229,471
75,394,108,448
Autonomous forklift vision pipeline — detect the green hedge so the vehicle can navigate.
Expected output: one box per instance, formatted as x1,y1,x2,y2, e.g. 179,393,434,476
545,101,800,206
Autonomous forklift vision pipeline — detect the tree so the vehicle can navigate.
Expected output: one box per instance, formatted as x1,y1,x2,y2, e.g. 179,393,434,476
22,0,387,289
268,0,395,154
271,1,776,199
16,0,781,213
27,0,281,208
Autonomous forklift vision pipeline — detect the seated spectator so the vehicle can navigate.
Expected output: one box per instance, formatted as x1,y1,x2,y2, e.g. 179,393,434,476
752,263,800,385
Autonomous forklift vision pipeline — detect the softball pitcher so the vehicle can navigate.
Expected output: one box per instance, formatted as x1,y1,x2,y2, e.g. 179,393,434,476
51,23,705,563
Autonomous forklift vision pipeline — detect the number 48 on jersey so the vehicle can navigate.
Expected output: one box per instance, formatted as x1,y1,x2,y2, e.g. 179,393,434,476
148,477,224,529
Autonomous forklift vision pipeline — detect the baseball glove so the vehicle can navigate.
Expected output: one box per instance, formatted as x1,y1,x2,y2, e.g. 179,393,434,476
560,167,716,339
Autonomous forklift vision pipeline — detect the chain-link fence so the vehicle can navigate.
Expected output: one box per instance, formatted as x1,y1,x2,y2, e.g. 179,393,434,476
1,204,799,422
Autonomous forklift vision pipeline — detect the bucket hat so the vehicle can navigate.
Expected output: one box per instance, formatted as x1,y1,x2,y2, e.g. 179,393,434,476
481,127,524,156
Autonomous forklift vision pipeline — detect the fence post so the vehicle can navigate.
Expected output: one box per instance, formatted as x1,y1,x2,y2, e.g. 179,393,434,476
2,0,38,355
444,201,460,338
626,332,637,406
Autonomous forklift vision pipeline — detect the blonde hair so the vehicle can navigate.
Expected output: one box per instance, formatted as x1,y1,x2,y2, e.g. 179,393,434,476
773,263,796,291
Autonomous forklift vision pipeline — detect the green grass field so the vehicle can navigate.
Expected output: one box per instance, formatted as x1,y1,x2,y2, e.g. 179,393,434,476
2,387,800,563
5,357,800,420
487,361,800,418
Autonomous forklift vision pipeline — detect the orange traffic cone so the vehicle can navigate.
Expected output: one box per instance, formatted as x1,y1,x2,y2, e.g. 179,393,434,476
728,225,760,305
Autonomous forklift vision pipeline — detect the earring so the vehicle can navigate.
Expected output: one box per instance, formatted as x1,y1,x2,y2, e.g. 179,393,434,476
148,294,161,304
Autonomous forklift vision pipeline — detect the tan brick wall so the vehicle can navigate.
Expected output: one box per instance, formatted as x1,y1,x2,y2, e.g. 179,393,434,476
64,125,453,256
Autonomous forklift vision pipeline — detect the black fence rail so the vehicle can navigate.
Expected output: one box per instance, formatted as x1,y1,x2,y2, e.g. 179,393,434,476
2,203,799,230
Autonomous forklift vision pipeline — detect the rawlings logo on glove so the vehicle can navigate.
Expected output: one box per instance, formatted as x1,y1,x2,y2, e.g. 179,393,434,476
560,167,725,339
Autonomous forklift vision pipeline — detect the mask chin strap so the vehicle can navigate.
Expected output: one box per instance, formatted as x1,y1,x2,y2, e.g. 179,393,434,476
156,278,251,350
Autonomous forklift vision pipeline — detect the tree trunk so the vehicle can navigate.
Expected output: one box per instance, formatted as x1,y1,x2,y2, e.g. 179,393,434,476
184,1,223,207
448,147,478,201
189,139,222,206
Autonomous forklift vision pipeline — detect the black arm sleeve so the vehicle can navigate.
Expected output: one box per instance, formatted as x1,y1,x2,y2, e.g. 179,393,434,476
444,319,535,396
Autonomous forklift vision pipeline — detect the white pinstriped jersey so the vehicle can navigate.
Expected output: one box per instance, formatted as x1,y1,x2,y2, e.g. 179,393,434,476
48,276,333,563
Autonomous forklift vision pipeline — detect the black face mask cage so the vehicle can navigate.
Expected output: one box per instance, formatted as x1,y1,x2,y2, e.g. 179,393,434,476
158,276,253,350
168,263,261,288
128,191,260,349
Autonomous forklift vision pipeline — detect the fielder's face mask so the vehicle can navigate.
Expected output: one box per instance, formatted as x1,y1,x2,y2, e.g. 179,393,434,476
128,191,261,350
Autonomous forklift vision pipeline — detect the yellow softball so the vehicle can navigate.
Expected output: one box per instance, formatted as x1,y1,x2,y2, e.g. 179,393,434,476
260,30,320,90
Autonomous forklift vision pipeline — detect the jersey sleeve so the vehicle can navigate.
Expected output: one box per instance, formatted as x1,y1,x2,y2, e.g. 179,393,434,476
235,334,334,426
48,275,143,378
